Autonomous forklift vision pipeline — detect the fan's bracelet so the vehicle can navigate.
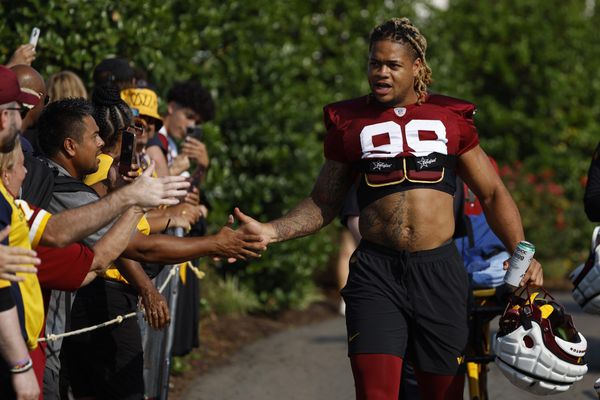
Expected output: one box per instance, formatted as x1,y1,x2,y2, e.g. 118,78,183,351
10,358,33,374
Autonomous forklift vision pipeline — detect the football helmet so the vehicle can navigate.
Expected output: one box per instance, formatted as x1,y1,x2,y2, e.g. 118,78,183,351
570,226,600,314
493,287,588,395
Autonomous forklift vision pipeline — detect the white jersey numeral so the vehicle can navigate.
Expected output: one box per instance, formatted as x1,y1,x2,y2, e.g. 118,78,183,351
360,120,448,158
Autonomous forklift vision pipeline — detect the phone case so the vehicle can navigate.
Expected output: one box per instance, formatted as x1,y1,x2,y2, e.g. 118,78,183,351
29,28,40,48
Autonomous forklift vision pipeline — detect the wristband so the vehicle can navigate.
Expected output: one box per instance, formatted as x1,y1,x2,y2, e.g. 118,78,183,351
10,357,33,374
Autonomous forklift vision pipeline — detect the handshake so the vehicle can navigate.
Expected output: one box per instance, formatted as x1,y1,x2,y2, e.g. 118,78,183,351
116,165,271,263
212,208,272,263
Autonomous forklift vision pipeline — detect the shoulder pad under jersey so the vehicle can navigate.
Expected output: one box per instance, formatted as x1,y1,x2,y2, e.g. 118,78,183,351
426,93,477,119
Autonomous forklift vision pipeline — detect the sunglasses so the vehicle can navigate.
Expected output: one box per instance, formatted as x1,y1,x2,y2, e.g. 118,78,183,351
120,123,144,137
8,94,49,119
132,118,147,135
3,105,30,119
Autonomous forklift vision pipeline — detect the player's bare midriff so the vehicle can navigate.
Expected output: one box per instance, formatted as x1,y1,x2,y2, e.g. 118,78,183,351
359,188,455,252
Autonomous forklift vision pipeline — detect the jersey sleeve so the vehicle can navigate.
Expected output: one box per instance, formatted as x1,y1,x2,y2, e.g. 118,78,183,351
36,244,93,291
427,93,480,155
323,105,349,163
456,116,479,155
16,200,52,249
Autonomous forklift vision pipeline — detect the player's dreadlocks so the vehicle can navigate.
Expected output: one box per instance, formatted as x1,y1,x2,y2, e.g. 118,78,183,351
92,83,133,150
369,18,432,104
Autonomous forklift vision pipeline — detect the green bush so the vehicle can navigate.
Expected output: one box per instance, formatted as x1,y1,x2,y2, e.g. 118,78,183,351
200,270,260,316
499,162,591,277
426,0,600,277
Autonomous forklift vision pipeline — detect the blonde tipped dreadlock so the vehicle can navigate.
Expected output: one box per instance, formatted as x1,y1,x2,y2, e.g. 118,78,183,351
369,18,432,104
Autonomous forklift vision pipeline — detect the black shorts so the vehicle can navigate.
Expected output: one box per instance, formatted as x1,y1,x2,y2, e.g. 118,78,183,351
341,240,469,375
62,279,144,400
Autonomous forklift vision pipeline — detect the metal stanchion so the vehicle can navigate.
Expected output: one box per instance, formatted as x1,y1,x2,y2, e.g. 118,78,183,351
142,227,184,399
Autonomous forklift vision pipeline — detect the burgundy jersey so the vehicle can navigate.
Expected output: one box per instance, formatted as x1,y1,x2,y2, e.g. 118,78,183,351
323,94,479,209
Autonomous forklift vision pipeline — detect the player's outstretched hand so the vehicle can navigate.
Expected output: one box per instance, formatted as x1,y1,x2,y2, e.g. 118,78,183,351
233,208,273,247
128,162,190,208
213,215,267,261
0,226,40,282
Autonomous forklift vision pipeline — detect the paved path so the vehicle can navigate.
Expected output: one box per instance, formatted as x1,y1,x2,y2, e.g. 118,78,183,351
182,293,600,400
182,318,354,400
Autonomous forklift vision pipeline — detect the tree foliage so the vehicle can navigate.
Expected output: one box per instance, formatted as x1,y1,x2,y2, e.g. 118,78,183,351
425,0,600,273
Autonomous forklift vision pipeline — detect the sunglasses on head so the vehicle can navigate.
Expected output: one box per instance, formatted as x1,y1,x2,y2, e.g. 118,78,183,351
17,94,49,119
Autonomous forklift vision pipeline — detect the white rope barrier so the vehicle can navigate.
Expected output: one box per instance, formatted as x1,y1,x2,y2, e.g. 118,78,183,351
38,262,202,343
157,264,182,294
41,312,138,342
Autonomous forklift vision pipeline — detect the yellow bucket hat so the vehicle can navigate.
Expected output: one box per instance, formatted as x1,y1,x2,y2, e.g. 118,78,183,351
120,88,162,122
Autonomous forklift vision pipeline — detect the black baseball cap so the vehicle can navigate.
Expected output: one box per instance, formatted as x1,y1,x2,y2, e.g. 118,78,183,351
93,57,135,85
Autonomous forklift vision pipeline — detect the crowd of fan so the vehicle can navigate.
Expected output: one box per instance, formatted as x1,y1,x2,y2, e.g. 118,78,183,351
0,43,266,400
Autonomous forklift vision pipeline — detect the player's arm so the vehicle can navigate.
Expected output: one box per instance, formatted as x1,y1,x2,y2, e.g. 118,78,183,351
458,146,523,251
457,145,542,286
235,159,355,243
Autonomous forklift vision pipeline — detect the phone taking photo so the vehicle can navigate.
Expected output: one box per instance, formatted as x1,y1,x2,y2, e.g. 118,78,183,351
119,129,137,176
186,126,203,141
29,27,40,49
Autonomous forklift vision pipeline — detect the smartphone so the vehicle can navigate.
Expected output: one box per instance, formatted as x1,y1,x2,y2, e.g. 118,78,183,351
186,126,203,141
188,167,204,192
29,27,40,49
119,130,136,176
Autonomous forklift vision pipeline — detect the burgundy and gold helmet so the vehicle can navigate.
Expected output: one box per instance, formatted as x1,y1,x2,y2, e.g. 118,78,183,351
493,287,587,395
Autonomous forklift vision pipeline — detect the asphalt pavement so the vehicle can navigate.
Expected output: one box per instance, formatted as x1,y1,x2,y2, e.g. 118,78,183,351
182,292,600,400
